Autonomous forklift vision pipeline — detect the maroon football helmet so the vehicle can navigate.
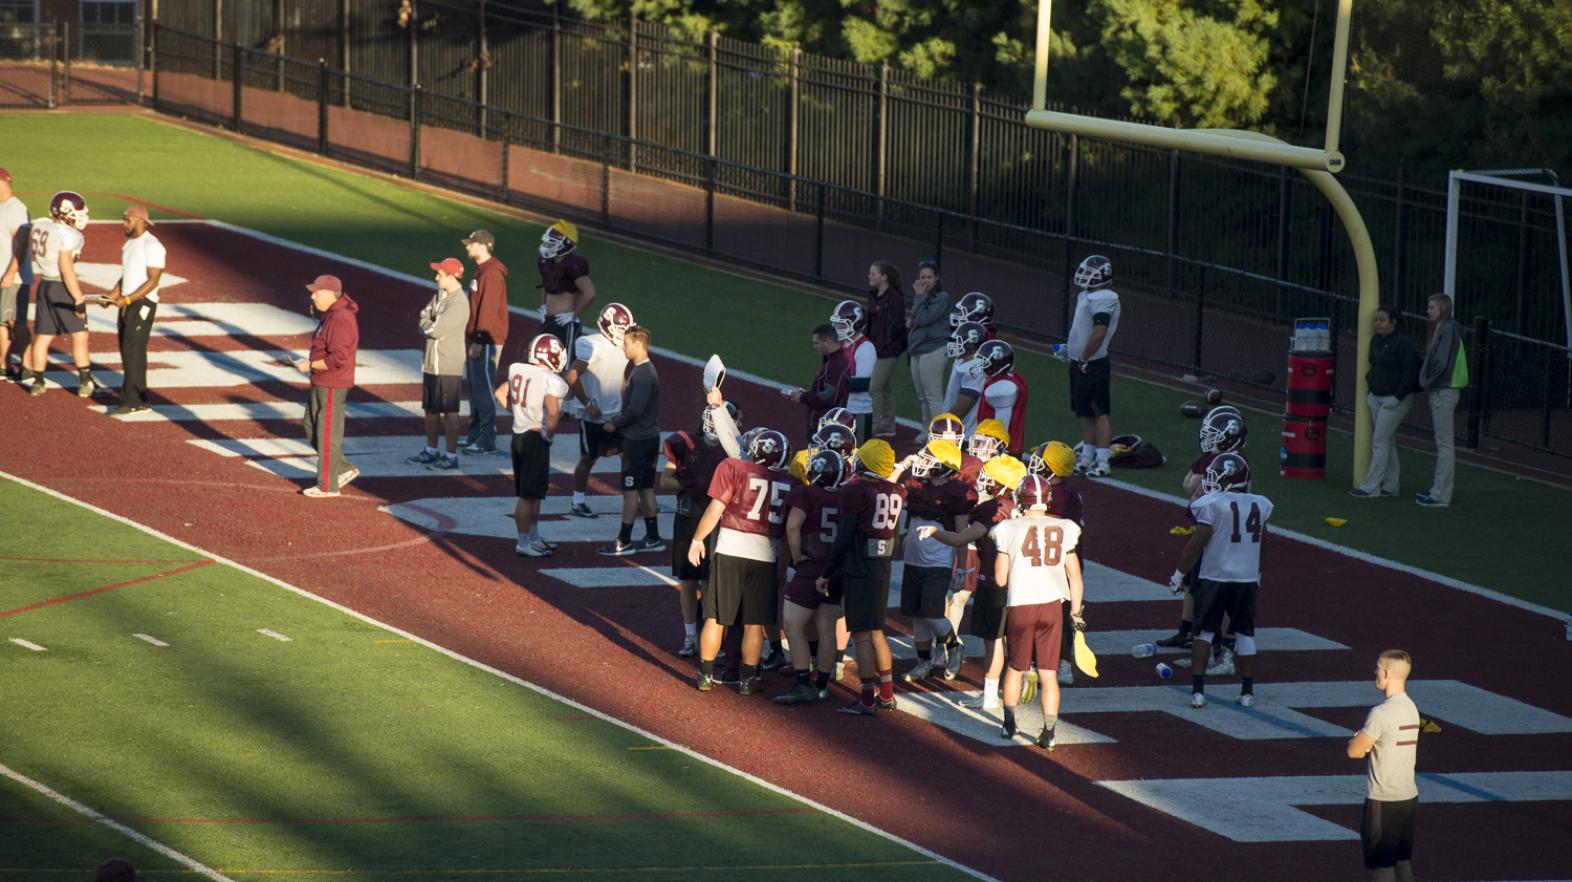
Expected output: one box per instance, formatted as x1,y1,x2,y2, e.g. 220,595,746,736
526,333,569,373
1014,474,1054,510
949,291,994,328
747,428,791,471
971,339,1016,380
807,448,849,489
829,300,866,342
597,302,635,346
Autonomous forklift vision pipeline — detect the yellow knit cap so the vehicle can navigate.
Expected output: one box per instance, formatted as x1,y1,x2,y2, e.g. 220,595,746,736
856,439,896,478
924,438,962,471
973,418,1010,446
550,219,579,244
1041,441,1076,478
981,455,1028,491
790,449,811,485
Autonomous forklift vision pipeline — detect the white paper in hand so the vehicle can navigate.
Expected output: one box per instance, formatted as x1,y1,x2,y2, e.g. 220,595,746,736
703,355,726,391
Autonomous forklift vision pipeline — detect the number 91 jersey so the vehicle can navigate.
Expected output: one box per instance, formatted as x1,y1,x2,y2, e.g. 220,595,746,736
1189,490,1274,582
708,457,796,562
990,515,1082,607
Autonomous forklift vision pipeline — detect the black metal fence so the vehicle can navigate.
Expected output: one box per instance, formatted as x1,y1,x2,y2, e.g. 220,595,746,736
0,19,144,108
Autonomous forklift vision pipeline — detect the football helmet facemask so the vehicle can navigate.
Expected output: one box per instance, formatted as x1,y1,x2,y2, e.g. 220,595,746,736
1200,451,1251,494
968,419,1009,461
947,321,988,359
526,333,569,373
1198,407,1248,454
701,400,742,444
596,302,635,346
969,339,1015,380
927,413,965,445
49,191,89,230
829,300,866,343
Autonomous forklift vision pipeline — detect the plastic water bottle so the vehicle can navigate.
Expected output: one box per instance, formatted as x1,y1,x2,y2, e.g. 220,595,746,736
1155,663,1174,680
1051,343,1066,361
1131,643,1158,658
1319,320,1332,352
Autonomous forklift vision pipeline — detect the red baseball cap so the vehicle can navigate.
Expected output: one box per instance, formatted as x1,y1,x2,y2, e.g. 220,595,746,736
0,168,11,183
429,257,464,277
305,274,343,294
123,204,155,226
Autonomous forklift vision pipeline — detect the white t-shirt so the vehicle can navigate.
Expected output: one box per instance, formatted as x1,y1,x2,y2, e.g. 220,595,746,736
571,333,628,420
1,196,27,284
943,354,981,432
1066,288,1121,362
1189,490,1274,582
507,362,570,435
991,514,1083,606
28,218,83,282
120,231,167,304
844,337,876,414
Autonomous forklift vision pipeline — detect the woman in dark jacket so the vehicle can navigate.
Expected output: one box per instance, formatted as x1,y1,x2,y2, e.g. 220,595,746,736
906,260,952,438
1350,305,1420,498
866,261,907,438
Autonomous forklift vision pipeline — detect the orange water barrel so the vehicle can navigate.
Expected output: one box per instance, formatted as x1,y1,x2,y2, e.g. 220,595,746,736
1287,354,1334,418
1280,415,1327,480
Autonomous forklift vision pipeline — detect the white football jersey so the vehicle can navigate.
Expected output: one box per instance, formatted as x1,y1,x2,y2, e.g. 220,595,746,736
1189,490,1274,582
943,355,981,432
507,362,570,434
1065,288,1121,362
1,196,28,283
844,337,876,415
28,218,84,281
572,333,628,420
990,514,1083,606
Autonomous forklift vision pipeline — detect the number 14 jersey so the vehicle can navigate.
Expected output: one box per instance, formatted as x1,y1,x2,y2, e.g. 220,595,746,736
1189,490,1274,582
990,515,1083,607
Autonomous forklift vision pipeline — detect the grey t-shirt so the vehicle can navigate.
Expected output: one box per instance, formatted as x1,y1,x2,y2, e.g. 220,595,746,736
1360,691,1421,801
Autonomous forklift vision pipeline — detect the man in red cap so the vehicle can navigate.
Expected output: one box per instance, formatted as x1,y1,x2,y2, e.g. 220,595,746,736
406,257,470,470
293,274,360,497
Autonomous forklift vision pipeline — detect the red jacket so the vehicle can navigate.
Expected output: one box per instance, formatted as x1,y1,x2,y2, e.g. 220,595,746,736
309,294,359,389
799,350,850,441
866,287,908,359
466,257,510,347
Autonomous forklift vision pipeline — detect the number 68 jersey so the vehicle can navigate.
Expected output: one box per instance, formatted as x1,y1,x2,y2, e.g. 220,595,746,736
990,514,1083,607
1189,490,1274,583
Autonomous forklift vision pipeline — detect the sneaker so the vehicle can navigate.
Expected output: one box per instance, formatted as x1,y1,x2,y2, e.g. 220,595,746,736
568,502,598,519
596,539,637,557
339,467,361,488
716,669,741,686
405,448,441,465
461,443,496,455
1000,714,1018,740
426,456,460,471
1172,656,1193,669
108,404,150,416
959,693,1002,711
1236,693,1256,709
1155,629,1194,649
1190,692,1207,709
837,700,877,716
29,380,45,397
1206,649,1235,677
1020,670,1039,704
943,642,963,680
677,636,697,658
758,648,786,672
737,676,761,696
76,376,94,399
877,696,898,711
696,672,715,692
301,486,341,498
774,682,821,705
514,541,553,558
1348,487,1379,498
1057,659,1074,686
1085,462,1110,478
902,659,936,682
1037,725,1057,751
633,536,666,554
1416,494,1449,508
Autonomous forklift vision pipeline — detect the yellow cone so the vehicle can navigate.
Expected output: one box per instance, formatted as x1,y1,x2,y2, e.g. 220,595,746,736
1325,517,1347,527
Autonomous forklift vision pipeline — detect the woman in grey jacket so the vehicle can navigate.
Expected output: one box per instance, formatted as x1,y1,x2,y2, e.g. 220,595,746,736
1417,293,1467,507
906,260,952,439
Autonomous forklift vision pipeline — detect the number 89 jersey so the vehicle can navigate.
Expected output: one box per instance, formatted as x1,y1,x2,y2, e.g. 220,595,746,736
1189,490,1274,582
708,457,796,562
990,515,1083,606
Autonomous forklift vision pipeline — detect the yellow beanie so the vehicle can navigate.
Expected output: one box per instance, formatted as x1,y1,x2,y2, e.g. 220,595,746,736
974,418,1010,446
790,449,811,485
856,439,896,478
550,219,579,244
924,438,962,471
981,455,1028,491
1042,440,1076,478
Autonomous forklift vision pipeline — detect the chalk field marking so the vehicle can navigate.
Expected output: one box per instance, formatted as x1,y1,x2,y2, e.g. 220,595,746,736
0,469,998,882
8,638,46,652
0,761,238,882
256,629,293,642
133,633,170,647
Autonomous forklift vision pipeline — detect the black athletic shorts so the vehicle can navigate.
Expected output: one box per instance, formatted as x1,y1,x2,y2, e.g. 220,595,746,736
1192,578,1258,636
702,553,778,628
1361,797,1416,869
899,565,951,618
619,434,660,491
510,430,551,500
852,411,872,443
670,507,712,581
544,315,581,355
579,418,621,458
422,372,463,414
34,280,85,336
1068,357,1112,418
968,579,1008,640
842,560,893,632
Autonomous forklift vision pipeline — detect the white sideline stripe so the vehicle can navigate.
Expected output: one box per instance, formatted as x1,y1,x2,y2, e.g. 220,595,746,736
0,760,238,882
8,638,46,652
117,400,425,423
256,628,293,642
0,468,999,882
132,633,170,647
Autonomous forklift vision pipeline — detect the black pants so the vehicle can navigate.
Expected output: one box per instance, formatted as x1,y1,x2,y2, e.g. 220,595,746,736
117,299,157,406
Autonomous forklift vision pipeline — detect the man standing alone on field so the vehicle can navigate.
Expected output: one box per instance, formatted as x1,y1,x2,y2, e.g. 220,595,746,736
0,168,30,382
295,274,360,498
407,257,470,470
1347,650,1421,882
99,205,165,415
460,229,509,455
1060,255,1121,477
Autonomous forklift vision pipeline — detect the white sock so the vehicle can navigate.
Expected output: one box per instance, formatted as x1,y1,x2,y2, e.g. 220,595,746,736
930,644,947,664
573,491,586,506
517,531,529,545
684,623,697,638
425,445,438,455
983,676,1000,699
528,526,541,543
1096,447,1111,465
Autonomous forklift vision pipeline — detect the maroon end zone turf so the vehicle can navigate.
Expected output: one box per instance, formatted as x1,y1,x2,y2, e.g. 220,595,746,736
3,223,1569,882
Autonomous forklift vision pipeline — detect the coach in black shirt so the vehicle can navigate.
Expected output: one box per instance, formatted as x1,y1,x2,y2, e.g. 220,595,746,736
599,324,663,556
1352,306,1420,498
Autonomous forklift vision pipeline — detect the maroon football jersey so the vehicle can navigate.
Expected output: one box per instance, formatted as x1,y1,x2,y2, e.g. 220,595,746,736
786,483,842,563
903,477,977,531
840,476,907,541
972,496,1016,583
957,453,983,487
538,253,590,296
664,431,730,503
708,457,794,538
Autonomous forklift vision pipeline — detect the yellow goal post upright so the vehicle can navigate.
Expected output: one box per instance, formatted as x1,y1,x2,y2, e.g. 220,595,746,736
1027,0,1379,485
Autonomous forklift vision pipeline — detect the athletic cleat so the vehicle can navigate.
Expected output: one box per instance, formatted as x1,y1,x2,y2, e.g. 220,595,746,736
758,648,786,672
902,659,936,682
1190,692,1207,709
696,672,715,692
108,404,151,416
1000,715,1018,740
1237,693,1256,709
1206,648,1235,677
677,636,697,657
569,502,598,518
837,700,877,716
596,539,637,557
1155,630,1194,648
29,380,46,396
632,536,666,554
1172,656,1192,669
514,541,552,558
944,642,963,680
959,693,1002,711
1037,726,1057,751
460,443,496,455
301,486,340,498
716,669,741,686
1084,462,1111,478
425,456,460,471
76,376,94,399
737,676,761,696
1020,670,1039,704
773,683,821,705
1057,659,1074,686
405,448,441,465
877,696,898,711
338,467,361,488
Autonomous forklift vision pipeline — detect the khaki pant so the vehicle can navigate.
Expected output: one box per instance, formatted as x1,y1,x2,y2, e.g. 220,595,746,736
1426,388,1460,504
908,347,948,435
871,356,900,436
1359,392,1413,495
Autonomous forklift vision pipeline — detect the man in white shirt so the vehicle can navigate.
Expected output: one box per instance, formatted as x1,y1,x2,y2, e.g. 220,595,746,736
23,191,92,398
98,205,166,414
0,168,30,383
1346,650,1421,882
942,320,988,434
831,300,876,441
1060,255,1122,476
566,302,634,518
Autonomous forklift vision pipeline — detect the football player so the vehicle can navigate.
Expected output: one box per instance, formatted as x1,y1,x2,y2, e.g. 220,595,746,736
0,169,29,384
22,191,92,397
1057,255,1122,477
818,440,907,716
1167,453,1272,709
831,300,877,441
942,321,988,434
939,414,994,649
497,334,571,557
990,475,1086,749
661,398,742,656
536,219,596,355
1027,440,1088,686
1161,406,1250,653
896,439,974,682
776,448,851,704
565,302,635,518
950,340,1028,456
948,291,996,338
688,428,796,694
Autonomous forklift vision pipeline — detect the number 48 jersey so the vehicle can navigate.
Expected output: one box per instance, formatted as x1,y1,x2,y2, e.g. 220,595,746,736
990,515,1083,607
708,457,795,563
1189,490,1274,582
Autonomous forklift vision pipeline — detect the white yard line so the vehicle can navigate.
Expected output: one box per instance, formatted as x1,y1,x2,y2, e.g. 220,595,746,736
256,629,293,642
132,633,170,647
8,638,47,652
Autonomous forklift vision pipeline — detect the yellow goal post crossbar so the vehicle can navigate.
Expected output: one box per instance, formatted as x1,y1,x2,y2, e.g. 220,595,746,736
1028,0,1379,485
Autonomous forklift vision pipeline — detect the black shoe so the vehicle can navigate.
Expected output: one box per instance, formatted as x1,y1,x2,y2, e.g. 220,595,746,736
758,648,785,672
877,696,898,712
773,683,822,705
1037,725,1057,751
633,536,666,553
1000,714,1017,740
596,539,637,557
837,699,877,716
696,672,714,692
108,404,151,416
737,676,760,696
716,669,741,686
1155,629,1193,649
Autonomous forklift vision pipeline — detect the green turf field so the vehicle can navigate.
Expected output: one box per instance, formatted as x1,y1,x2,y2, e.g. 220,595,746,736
2,112,1568,609
0,479,967,881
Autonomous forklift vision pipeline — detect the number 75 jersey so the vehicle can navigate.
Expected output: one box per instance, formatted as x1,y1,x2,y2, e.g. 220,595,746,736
708,457,797,562
1189,490,1274,582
